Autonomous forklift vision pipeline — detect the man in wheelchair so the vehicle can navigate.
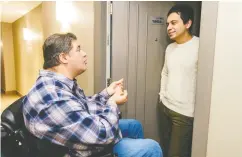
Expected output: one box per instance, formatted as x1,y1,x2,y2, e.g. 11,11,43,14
1,33,162,157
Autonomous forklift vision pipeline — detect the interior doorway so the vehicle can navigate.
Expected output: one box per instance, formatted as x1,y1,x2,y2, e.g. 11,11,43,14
111,1,201,143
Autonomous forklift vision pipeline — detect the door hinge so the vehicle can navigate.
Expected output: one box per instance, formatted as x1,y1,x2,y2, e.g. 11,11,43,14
107,34,110,46
109,2,113,14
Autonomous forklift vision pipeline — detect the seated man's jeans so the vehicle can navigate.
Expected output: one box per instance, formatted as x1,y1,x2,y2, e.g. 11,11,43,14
113,119,163,157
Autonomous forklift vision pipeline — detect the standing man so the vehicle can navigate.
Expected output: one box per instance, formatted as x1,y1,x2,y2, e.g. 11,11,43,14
159,4,199,157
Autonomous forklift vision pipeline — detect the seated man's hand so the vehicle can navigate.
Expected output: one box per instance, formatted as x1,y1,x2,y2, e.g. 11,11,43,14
110,89,128,105
106,79,124,96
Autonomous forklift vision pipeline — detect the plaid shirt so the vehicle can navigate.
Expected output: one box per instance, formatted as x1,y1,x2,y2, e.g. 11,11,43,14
22,70,122,157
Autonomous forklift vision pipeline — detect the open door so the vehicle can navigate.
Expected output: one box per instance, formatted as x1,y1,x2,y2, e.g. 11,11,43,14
111,1,201,143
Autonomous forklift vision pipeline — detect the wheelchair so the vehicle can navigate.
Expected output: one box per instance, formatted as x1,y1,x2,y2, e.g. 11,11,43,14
1,96,115,157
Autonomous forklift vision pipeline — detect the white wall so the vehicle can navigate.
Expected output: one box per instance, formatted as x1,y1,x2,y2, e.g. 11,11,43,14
206,2,242,157
193,2,242,157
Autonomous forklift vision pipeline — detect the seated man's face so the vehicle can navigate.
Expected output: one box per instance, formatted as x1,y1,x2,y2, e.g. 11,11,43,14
67,40,88,75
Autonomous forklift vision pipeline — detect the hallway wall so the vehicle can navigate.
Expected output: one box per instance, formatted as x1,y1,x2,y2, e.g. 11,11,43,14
2,1,97,96
1,22,16,92
42,1,95,95
12,4,43,95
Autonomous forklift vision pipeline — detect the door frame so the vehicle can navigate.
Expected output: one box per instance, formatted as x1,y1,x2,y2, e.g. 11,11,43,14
94,1,218,157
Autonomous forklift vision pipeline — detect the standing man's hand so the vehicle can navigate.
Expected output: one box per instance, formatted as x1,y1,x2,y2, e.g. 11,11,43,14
106,79,124,96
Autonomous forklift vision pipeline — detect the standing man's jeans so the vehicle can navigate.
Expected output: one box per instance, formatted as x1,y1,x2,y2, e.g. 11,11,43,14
159,103,194,157
113,119,163,157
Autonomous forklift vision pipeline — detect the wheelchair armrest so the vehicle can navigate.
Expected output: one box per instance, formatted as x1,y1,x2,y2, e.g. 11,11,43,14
1,97,25,131
1,111,16,133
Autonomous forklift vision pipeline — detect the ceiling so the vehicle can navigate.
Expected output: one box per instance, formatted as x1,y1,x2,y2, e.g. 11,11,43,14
0,1,42,23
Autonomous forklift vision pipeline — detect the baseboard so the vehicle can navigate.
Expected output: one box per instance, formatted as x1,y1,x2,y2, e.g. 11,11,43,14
16,91,23,97
2,90,17,95
1,90,23,97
